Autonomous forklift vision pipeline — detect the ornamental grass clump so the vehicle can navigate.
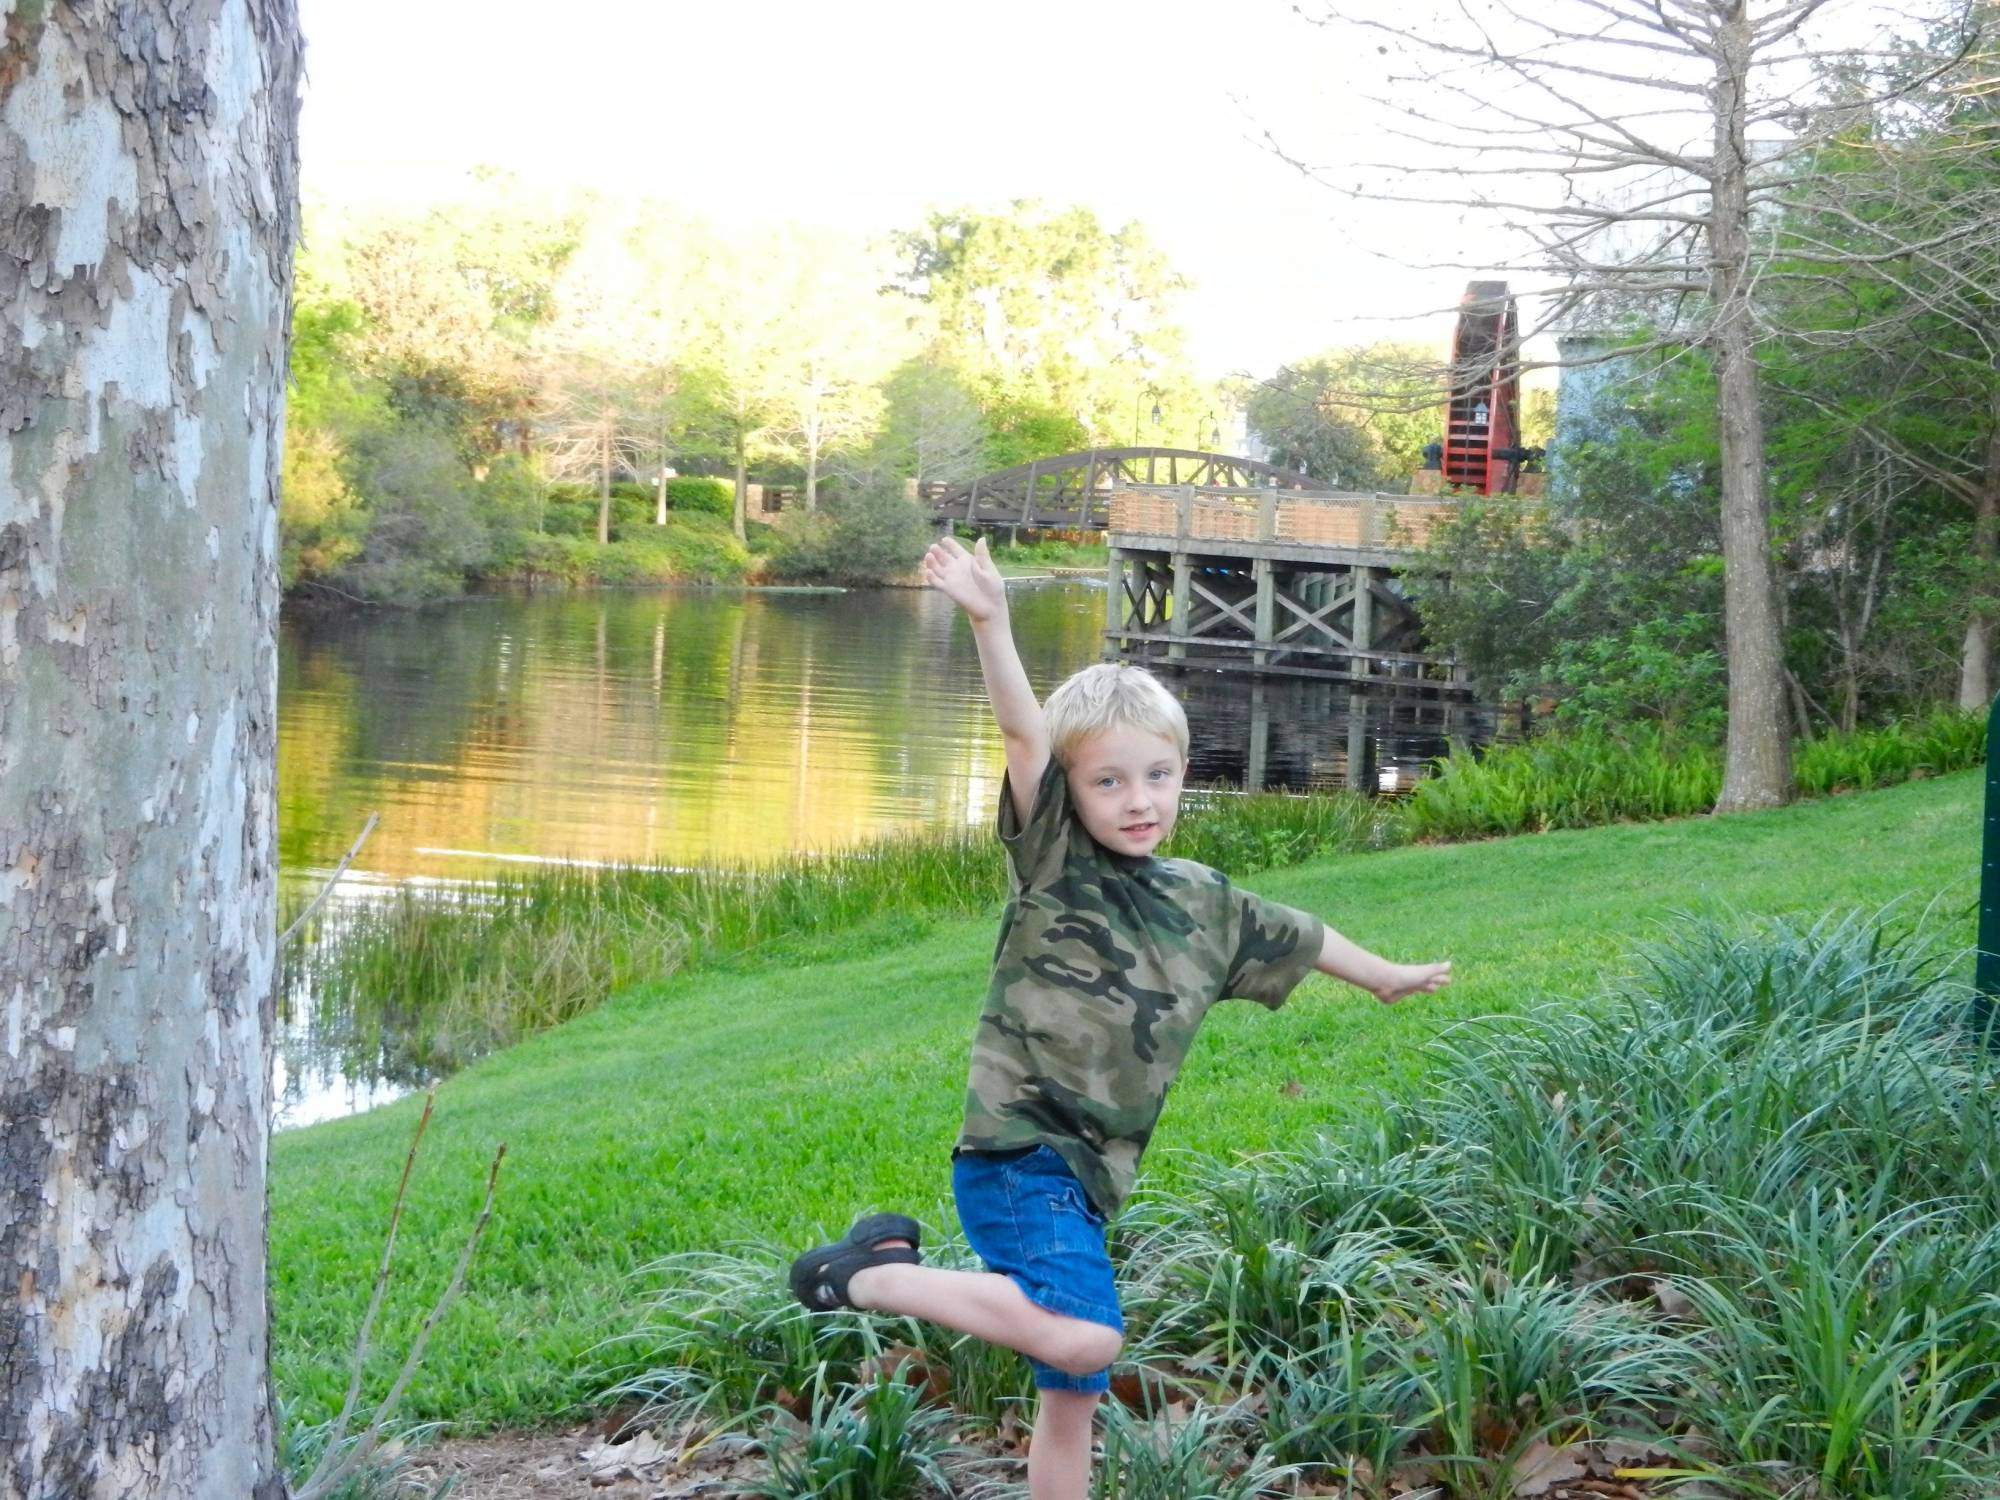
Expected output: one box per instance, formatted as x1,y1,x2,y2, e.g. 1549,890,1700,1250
1392,1269,1696,1496
1670,1200,2000,1500
1249,1318,1427,1484
1089,1400,1296,1500
749,1367,966,1500
605,1246,880,1436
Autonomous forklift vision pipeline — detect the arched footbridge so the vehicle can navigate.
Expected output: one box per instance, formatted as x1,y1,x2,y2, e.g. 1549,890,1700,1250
922,447,1325,530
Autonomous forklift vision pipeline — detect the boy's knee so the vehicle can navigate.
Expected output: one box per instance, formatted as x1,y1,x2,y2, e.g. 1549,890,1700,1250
1049,1319,1122,1377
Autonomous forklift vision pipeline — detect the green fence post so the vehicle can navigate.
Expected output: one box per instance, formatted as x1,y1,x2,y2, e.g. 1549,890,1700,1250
1977,692,2000,1045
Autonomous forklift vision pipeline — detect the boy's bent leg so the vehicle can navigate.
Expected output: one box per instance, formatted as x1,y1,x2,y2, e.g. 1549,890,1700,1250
845,1261,1123,1376
1028,1389,1100,1500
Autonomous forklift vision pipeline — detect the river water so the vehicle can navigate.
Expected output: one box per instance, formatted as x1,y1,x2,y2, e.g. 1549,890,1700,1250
276,580,1486,1127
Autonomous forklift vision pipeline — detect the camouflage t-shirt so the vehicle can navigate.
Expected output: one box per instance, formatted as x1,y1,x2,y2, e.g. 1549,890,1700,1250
955,756,1326,1217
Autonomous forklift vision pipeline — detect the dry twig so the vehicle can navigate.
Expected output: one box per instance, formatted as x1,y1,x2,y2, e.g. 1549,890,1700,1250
292,1090,507,1500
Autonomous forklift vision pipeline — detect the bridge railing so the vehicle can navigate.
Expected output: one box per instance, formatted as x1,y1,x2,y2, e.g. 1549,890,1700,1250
1107,486,1458,552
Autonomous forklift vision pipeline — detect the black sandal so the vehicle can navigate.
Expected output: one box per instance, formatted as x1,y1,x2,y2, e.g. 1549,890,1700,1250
789,1213,923,1311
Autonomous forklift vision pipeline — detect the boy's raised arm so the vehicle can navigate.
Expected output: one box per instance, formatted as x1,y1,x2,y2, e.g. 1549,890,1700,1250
921,535,1050,823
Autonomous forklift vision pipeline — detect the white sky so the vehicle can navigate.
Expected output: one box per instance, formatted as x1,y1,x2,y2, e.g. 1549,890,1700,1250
295,0,1486,379
296,0,1908,381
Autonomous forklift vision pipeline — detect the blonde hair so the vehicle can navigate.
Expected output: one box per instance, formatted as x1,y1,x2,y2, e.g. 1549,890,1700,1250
1043,663,1189,767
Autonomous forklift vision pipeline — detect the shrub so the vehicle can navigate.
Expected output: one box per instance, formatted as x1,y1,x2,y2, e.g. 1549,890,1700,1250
486,518,751,589
332,421,497,603
667,475,735,519
1408,712,1985,841
1796,708,1987,794
765,487,932,585
1407,728,1721,839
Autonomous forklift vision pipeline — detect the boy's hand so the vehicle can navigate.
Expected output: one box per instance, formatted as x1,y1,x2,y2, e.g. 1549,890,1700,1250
1369,961,1451,1005
922,535,1008,624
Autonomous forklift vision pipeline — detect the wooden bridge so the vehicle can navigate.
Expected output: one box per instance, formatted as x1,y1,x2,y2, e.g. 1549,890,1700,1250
1103,485,1469,693
923,447,1323,532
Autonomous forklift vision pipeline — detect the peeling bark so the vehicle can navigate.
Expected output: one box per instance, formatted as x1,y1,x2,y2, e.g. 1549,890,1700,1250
0,3,301,1497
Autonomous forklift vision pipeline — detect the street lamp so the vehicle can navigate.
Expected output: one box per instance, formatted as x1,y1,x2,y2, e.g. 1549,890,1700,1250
1132,390,1164,445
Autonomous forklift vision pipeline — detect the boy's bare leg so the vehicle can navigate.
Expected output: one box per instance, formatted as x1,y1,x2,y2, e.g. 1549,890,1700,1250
1028,1390,1100,1500
845,1258,1122,1378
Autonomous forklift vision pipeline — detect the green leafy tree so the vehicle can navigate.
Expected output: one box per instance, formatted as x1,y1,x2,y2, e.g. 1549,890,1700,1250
332,422,500,603
677,234,798,542
1761,21,2000,706
1245,344,1440,488
1409,362,1729,738
860,359,990,488
890,202,1215,459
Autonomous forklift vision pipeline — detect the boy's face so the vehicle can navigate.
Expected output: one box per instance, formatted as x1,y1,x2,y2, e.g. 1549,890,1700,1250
1065,725,1187,858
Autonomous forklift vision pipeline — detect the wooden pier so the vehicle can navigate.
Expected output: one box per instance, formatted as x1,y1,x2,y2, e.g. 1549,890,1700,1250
1104,485,1469,692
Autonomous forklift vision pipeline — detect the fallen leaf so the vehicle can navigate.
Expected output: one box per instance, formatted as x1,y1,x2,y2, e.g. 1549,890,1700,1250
1594,1437,1670,1472
1387,1459,1443,1496
1651,1278,1693,1319
1511,1439,1589,1496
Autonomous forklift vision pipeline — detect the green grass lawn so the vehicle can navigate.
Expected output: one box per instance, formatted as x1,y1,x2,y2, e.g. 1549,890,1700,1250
269,770,1981,1433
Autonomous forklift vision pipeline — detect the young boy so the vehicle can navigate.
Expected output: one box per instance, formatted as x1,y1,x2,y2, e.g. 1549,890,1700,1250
789,535,1451,1500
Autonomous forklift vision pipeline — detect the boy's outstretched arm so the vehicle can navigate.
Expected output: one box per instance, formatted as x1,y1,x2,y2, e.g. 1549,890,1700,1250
921,534,1049,822
1314,926,1451,1004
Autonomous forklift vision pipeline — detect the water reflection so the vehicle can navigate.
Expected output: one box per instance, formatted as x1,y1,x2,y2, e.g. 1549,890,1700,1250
276,581,1488,1127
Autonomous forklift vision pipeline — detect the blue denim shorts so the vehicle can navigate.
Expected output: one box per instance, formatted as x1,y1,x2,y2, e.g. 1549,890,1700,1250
951,1143,1123,1393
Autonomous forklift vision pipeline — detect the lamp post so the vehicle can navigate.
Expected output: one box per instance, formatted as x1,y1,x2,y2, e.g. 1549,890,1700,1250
654,464,677,526
1132,391,1163,446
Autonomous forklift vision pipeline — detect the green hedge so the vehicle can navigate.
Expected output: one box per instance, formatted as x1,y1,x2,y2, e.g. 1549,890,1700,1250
666,476,734,519
493,514,751,588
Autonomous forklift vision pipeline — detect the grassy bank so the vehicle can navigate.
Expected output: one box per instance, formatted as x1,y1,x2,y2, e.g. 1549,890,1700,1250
985,535,1111,575
270,769,1979,1432
280,785,1397,1085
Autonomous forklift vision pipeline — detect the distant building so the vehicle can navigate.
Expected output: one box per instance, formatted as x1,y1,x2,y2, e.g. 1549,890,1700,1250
1549,146,1784,496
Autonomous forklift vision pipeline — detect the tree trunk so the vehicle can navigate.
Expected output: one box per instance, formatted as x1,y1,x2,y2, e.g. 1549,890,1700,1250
596,423,612,546
732,430,748,545
0,5,300,1498
1958,404,2000,710
655,405,670,527
1708,0,1793,812
805,439,819,515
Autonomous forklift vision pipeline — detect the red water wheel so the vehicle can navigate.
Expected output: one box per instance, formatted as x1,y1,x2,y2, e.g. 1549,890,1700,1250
1441,280,1522,495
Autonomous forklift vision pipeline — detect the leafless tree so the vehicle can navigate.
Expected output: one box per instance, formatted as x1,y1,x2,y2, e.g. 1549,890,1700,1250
1282,0,1989,809
0,3,301,1495
537,352,653,544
